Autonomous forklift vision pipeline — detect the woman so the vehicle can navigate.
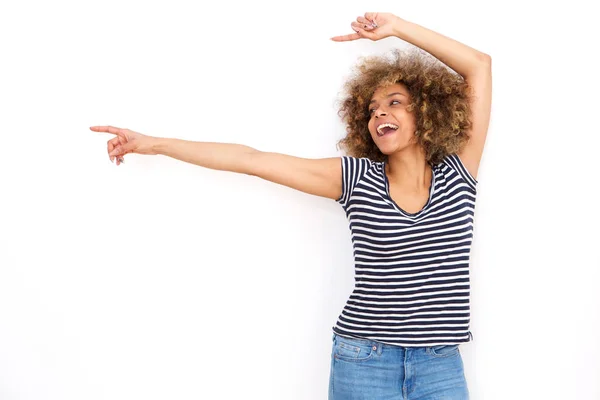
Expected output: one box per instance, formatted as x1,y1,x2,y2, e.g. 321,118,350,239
91,12,491,400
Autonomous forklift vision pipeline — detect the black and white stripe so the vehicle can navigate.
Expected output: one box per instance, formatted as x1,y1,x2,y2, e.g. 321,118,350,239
333,154,478,347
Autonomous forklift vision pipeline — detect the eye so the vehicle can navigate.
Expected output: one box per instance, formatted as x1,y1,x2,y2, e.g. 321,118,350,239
368,100,401,115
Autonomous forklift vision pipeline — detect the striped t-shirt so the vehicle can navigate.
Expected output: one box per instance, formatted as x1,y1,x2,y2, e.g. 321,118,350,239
333,153,478,347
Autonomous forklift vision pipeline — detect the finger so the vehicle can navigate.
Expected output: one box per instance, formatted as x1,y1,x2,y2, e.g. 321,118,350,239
356,16,376,29
107,137,120,163
330,32,361,42
110,141,134,157
90,125,126,139
118,134,129,147
364,12,379,26
109,144,128,157
107,135,128,163
331,23,370,42
111,146,127,166
351,22,372,31
350,24,375,40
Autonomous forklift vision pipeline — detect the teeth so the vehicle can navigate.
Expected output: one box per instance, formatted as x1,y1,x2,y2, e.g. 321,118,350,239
377,123,399,136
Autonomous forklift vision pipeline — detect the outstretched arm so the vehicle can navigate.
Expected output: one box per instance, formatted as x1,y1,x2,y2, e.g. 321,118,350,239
332,13,492,181
90,126,342,200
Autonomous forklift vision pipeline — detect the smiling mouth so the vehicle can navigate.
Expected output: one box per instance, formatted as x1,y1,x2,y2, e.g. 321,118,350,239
377,123,399,137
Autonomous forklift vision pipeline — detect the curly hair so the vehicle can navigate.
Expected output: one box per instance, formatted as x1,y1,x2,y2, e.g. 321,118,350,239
335,48,473,165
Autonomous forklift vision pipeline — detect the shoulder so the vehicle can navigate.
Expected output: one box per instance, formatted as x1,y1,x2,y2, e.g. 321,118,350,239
340,156,380,174
438,153,478,191
337,156,382,206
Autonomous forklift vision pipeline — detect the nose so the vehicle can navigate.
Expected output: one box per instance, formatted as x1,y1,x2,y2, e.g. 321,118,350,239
375,108,387,117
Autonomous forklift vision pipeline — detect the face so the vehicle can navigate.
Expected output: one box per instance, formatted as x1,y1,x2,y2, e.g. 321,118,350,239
367,83,417,155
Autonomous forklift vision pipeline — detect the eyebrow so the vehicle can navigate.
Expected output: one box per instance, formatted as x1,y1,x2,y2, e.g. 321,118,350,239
370,92,406,104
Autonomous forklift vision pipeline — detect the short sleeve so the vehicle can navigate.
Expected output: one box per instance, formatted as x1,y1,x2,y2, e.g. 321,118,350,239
444,153,478,191
336,156,373,207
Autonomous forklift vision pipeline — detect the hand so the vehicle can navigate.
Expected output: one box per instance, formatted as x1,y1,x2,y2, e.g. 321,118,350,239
330,12,400,42
89,125,157,166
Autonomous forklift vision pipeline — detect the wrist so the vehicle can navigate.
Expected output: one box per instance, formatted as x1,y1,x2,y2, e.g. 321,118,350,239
391,16,408,37
150,137,169,155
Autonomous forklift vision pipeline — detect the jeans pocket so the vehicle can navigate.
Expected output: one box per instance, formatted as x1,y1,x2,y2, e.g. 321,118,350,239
427,344,460,358
333,335,376,362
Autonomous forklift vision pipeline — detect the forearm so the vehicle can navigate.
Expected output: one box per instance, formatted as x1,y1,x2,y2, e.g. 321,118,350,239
392,17,490,78
151,137,257,173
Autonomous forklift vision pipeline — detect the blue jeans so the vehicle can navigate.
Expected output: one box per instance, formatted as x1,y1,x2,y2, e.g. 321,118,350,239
329,333,470,400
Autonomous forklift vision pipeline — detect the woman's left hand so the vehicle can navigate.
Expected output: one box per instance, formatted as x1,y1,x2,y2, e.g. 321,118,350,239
330,12,400,42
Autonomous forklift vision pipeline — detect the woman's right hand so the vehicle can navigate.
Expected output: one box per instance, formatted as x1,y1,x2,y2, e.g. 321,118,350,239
90,125,157,165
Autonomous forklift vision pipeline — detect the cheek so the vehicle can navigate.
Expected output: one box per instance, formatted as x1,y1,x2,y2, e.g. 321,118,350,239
367,120,376,135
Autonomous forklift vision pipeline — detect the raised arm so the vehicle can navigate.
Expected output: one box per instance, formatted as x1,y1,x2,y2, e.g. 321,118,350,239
385,17,492,181
332,12,492,181
90,126,342,200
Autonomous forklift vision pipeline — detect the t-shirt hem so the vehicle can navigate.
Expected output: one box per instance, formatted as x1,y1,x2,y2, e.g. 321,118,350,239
331,326,473,348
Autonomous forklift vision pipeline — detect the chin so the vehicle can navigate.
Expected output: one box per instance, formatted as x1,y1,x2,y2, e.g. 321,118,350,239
378,140,417,154
376,143,404,155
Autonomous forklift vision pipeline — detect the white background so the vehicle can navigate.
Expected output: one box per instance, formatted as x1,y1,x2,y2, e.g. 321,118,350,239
1,1,598,399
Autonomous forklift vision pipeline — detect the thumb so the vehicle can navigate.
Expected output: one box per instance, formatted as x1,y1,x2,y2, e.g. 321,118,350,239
355,27,376,40
109,141,136,156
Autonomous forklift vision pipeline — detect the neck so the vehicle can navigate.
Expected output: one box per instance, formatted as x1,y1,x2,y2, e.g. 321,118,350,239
385,146,432,192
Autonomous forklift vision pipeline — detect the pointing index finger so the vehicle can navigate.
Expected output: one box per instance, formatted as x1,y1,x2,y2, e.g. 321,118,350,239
330,32,361,42
90,125,125,137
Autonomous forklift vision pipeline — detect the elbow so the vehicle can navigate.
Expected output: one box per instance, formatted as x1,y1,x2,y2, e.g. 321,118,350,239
465,53,491,79
478,52,492,66
467,53,491,77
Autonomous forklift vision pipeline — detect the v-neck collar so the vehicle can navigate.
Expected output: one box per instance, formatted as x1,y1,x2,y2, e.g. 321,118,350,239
382,161,436,218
